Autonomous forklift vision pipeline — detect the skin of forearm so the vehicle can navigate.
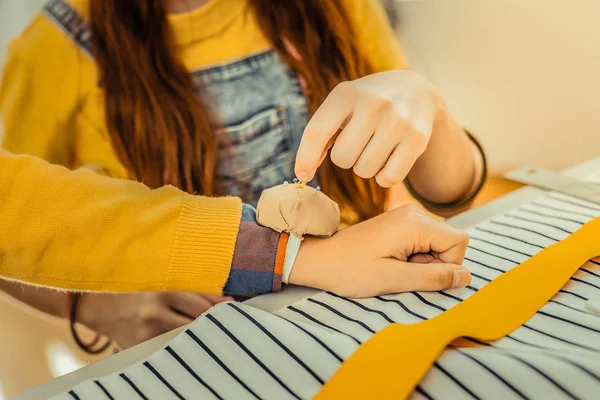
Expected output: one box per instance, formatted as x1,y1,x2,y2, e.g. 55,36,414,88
407,107,476,205
0,279,69,319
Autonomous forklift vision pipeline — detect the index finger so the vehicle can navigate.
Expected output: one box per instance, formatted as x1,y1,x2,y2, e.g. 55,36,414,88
295,83,355,182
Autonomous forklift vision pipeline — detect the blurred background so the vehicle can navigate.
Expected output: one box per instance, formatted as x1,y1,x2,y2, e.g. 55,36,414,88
1,0,600,397
1,4,98,399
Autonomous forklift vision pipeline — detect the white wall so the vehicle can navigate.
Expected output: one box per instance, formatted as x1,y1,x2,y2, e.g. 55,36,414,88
0,0,46,71
396,0,600,174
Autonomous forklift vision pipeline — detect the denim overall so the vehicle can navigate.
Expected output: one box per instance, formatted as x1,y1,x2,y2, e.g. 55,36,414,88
193,51,311,207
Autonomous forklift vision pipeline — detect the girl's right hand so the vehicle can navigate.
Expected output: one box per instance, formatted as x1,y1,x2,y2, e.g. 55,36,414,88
290,205,471,298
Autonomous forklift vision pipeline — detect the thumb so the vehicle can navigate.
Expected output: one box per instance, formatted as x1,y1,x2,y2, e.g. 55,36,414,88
382,260,472,293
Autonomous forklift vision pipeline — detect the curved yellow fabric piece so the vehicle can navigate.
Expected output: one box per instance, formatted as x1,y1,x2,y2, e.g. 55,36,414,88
315,217,600,400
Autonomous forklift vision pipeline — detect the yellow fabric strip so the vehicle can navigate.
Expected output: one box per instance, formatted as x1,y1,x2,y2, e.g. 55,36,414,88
315,217,600,400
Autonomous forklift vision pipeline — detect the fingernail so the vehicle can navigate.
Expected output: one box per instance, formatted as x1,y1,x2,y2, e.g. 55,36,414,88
297,171,310,182
453,268,471,288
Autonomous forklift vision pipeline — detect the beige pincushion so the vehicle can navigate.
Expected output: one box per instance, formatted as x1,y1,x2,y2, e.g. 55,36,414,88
256,183,340,239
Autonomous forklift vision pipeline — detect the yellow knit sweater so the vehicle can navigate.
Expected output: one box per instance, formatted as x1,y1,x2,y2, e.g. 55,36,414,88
0,150,241,294
0,0,404,292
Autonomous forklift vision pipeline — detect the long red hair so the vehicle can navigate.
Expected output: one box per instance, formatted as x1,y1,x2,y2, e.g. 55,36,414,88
89,0,387,221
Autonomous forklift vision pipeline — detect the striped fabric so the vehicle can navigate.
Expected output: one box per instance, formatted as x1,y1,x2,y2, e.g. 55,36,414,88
53,177,600,400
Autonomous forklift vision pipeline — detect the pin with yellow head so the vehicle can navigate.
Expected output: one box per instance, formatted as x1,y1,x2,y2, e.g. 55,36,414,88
293,178,306,189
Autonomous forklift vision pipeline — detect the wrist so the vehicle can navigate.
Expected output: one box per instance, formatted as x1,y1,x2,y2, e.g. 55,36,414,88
68,293,114,354
407,127,486,213
55,292,72,320
408,109,476,203
412,106,460,172
289,236,337,290
76,293,104,333
288,237,317,287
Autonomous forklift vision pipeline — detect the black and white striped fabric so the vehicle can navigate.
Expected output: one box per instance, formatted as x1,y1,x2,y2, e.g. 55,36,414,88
53,179,600,400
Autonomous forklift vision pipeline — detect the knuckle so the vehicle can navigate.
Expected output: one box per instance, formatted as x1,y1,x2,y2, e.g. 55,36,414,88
330,145,353,169
458,230,470,244
375,173,393,188
429,269,455,289
305,125,324,139
139,308,161,325
334,80,355,94
381,171,401,186
391,103,409,121
393,204,432,229
376,167,401,187
138,307,152,322
353,163,375,179
410,129,429,150
380,97,394,109
397,204,424,219
364,93,392,112
389,118,408,137
302,128,326,151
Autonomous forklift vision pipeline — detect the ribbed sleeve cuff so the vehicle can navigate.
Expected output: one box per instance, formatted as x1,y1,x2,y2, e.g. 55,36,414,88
166,194,242,294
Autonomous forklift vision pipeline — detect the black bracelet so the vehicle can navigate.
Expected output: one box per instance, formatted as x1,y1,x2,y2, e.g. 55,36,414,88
404,128,488,210
69,293,113,355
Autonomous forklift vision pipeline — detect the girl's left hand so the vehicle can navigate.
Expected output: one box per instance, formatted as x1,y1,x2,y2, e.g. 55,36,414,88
295,70,447,187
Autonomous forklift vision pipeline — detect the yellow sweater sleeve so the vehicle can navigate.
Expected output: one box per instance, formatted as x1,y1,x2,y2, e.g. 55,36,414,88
0,150,241,294
342,0,408,72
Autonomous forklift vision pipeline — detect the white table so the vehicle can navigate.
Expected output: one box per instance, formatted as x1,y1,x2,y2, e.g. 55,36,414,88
13,156,600,400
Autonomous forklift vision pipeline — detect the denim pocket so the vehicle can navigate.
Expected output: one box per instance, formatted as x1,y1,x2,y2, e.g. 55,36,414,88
215,106,294,204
